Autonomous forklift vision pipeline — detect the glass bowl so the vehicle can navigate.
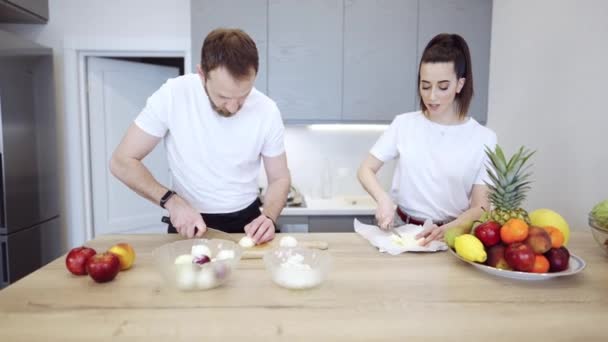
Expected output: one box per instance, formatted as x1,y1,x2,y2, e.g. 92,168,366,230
589,215,608,255
263,247,331,290
153,239,242,291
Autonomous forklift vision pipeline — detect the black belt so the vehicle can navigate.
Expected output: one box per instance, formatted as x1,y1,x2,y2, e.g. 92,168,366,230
162,198,263,234
396,207,447,226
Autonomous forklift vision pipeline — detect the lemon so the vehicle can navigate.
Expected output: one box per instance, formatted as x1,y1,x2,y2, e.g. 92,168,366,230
454,234,487,263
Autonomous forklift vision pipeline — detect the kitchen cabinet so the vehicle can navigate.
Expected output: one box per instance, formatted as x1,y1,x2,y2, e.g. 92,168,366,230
277,215,309,233
190,0,268,93
268,0,343,122
278,214,374,233
190,0,492,124
0,30,60,287
0,0,48,23
308,215,373,232
418,0,493,124
342,0,418,122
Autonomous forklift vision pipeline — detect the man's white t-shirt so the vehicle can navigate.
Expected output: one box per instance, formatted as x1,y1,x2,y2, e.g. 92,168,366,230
370,111,497,222
135,73,285,213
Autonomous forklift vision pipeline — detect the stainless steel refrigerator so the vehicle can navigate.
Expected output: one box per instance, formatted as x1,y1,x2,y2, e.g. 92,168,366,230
0,30,61,288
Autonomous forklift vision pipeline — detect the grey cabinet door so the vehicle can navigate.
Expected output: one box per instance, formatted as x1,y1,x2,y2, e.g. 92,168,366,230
418,0,493,124
268,0,343,122
343,0,418,122
190,0,268,94
308,215,373,232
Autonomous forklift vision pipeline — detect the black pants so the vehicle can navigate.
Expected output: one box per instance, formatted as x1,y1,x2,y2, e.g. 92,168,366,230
167,199,262,234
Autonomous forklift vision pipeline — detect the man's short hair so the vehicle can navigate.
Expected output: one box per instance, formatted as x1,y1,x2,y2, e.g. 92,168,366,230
200,28,259,79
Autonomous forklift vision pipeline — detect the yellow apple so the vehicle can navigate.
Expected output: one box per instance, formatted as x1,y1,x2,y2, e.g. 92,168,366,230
108,243,136,270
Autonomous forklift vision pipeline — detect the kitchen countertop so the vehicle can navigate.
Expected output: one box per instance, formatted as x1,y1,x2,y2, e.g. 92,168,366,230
281,195,376,216
0,232,606,340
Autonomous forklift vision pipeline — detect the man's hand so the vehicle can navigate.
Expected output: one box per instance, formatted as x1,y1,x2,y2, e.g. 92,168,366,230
165,195,207,238
375,197,397,230
244,214,275,244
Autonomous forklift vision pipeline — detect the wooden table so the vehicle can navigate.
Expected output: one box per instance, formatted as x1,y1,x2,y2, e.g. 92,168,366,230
0,232,606,341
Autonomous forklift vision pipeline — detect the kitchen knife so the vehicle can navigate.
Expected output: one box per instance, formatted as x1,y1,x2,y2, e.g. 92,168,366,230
161,216,238,242
389,227,405,239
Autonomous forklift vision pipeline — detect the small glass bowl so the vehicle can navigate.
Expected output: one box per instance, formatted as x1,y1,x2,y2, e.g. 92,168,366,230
588,214,608,255
263,247,331,290
153,239,242,291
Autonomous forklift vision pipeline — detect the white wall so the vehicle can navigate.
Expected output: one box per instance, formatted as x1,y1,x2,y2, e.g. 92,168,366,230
264,127,395,198
0,0,191,248
488,0,608,230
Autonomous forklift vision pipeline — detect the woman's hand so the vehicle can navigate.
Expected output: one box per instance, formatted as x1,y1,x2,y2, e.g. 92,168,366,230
416,223,446,246
375,197,397,230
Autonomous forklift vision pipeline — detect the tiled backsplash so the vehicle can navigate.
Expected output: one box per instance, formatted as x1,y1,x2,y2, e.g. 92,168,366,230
259,125,396,198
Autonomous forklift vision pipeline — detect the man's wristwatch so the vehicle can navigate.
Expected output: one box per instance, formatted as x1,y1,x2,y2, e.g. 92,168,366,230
263,214,277,229
160,190,176,209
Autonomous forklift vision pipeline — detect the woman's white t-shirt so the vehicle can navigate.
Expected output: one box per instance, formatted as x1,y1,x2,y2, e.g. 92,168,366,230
134,74,285,213
370,111,497,222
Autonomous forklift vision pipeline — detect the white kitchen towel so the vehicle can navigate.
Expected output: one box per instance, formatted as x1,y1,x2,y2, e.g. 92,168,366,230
354,219,448,255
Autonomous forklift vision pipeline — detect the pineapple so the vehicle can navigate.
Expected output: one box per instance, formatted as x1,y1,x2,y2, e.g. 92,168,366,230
483,145,535,225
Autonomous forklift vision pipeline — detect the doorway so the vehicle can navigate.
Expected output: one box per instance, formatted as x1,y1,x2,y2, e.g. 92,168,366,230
84,55,184,237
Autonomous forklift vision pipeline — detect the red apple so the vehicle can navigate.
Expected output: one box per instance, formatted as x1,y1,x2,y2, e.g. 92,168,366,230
86,252,121,283
65,246,97,275
474,221,502,247
504,242,536,272
544,247,570,272
485,244,511,270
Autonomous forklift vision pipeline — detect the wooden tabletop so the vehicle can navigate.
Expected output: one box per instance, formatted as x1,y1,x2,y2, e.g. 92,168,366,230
0,232,606,341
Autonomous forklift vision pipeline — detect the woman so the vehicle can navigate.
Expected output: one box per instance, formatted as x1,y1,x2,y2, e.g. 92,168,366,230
357,33,497,246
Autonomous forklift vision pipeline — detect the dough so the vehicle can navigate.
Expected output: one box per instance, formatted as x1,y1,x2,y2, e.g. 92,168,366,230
272,251,322,289
175,265,196,290
196,268,216,289
390,234,424,248
215,249,235,261
191,244,212,258
239,236,255,248
174,254,194,265
279,236,298,248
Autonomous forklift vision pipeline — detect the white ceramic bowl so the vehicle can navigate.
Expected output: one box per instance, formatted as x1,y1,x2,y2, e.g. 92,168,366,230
153,239,242,291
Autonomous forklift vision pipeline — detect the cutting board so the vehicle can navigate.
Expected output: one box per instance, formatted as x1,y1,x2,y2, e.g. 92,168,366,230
204,228,329,259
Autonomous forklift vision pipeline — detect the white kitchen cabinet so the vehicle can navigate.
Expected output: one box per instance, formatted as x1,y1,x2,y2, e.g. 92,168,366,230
190,0,268,94
342,0,418,122
268,0,343,122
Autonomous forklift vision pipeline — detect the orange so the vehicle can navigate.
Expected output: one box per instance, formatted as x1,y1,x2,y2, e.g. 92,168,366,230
542,226,565,248
531,255,550,273
500,218,529,244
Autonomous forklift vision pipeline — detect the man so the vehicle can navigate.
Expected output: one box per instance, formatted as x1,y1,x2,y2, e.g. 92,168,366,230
110,28,290,244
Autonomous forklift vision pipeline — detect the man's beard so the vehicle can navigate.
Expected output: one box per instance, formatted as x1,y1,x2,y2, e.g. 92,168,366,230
204,83,239,117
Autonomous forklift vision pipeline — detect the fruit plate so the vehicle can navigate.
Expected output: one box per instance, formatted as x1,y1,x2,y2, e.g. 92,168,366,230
448,248,586,280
